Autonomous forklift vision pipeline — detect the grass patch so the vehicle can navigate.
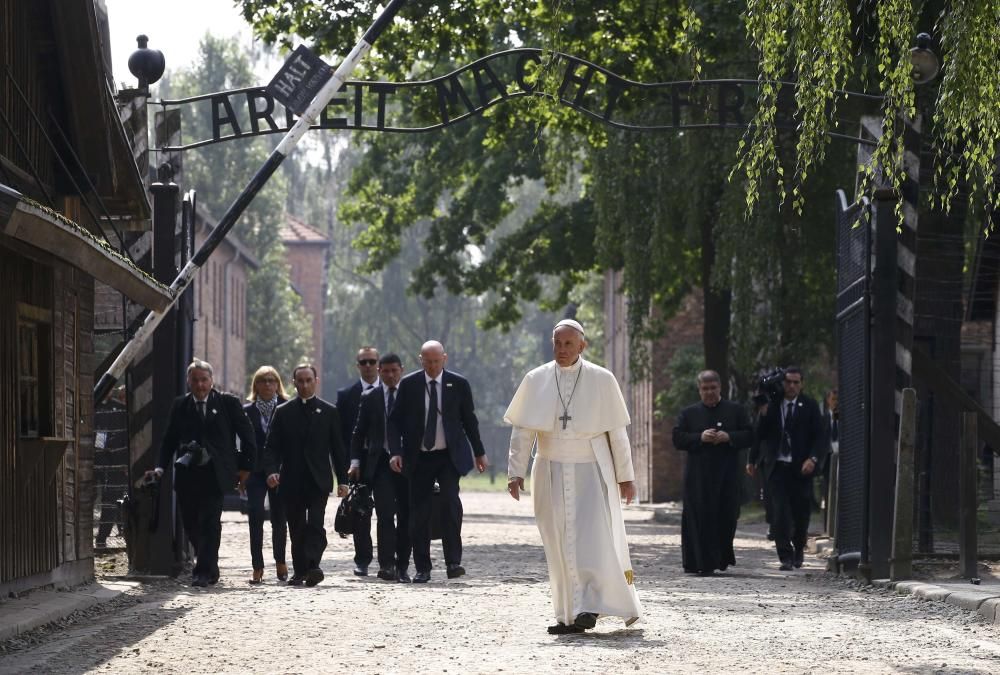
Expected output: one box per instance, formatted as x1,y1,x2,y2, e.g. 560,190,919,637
462,472,513,492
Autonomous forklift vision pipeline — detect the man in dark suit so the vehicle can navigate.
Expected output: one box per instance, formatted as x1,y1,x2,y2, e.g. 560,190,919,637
389,340,488,583
264,364,348,587
336,346,380,576
747,367,826,571
349,353,411,582
149,359,256,587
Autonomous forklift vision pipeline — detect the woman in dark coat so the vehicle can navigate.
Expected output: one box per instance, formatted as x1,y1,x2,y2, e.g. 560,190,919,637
244,366,289,584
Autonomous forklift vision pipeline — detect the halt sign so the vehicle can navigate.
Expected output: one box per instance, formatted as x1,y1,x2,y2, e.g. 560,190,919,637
266,45,333,116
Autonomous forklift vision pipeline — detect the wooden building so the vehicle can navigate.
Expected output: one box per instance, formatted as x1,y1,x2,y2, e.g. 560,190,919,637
0,0,169,595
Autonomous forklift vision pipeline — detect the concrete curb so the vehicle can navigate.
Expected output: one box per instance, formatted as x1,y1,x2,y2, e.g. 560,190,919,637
0,581,138,642
871,578,1000,624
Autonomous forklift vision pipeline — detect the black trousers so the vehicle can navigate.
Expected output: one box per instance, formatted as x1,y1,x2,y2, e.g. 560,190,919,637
285,490,329,577
354,454,412,571
246,471,287,570
768,462,813,562
176,465,223,580
409,450,462,574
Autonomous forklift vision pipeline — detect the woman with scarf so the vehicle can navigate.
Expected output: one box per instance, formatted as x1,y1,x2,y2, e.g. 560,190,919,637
244,366,289,584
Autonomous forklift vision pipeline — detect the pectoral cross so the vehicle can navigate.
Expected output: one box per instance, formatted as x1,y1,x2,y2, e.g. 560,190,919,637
559,412,572,430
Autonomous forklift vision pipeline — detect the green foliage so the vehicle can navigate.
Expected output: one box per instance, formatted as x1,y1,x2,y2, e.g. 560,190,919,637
737,1,1000,220
654,344,704,422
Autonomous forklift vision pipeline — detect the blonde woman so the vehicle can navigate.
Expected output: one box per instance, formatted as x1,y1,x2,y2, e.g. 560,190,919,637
244,366,289,584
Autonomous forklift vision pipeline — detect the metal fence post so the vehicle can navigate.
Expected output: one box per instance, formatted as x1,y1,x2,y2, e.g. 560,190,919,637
960,412,978,579
891,388,917,580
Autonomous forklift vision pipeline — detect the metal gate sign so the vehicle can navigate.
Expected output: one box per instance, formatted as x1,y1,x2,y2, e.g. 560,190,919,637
266,45,333,116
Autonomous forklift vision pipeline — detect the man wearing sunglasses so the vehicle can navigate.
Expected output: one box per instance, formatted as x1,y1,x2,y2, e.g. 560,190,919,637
335,346,381,576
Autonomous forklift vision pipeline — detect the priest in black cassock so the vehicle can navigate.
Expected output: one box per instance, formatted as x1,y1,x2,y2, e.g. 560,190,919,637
672,370,753,576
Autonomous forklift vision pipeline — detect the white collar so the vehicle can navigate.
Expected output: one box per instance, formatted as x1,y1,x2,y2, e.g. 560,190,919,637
299,395,316,402
361,378,380,390
557,357,584,373
424,371,443,384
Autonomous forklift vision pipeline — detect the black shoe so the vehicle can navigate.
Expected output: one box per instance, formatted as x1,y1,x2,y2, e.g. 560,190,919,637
354,565,369,577
548,623,584,635
697,570,716,577
288,575,305,586
446,564,466,579
793,551,804,568
397,571,411,583
208,573,219,585
779,561,793,571
413,571,431,583
191,575,208,588
377,567,397,581
573,612,598,630
766,529,775,541
305,568,325,587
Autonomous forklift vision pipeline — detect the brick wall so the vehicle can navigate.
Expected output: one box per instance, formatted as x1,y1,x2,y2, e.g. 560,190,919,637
192,229,251,396
284,242,328,383
604,270,705,502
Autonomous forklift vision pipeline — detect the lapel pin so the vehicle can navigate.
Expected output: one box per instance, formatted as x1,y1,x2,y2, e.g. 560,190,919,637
315,408,322,414
716,422,722,427
211,408,217,415
446,382,453,387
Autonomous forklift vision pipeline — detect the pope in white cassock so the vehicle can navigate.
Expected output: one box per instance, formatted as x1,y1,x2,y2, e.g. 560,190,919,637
505,319,642,634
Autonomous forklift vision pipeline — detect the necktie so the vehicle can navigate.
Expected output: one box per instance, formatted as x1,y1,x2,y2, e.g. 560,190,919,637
197,400,206,420
387,387,396,416
785,401,794,426
423,380,438,450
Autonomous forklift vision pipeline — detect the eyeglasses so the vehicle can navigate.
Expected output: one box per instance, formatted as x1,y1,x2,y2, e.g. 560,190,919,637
358,359,377,366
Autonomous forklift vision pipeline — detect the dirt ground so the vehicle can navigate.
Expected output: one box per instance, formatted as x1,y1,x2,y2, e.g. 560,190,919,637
2,491,1000,674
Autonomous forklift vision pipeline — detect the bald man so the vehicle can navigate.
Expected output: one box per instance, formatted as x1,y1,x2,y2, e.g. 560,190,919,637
388,341,488,583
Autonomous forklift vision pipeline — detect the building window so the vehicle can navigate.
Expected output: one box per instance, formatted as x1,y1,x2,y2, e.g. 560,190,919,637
17,307,53,438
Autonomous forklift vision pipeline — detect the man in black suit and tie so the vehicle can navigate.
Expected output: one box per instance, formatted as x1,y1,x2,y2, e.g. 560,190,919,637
264,364,348,587
336,346,380,576
389,340,488,583
747,367,825,571
349,353,411,582
149,359,256,587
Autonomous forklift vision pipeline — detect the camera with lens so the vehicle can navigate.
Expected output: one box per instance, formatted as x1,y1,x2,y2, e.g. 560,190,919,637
752,367,787,407
175,440,209,468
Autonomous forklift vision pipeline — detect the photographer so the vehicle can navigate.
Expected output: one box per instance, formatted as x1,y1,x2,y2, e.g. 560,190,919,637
148,359,257,587
747,367,825,571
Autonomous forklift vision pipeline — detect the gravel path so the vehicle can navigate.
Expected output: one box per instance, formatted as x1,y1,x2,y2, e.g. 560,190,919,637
1,491,998,674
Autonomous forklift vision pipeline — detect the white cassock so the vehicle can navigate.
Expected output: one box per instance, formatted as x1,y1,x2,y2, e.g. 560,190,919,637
505,357,642,626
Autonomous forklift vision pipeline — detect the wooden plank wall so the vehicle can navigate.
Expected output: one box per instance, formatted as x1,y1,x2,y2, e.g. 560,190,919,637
0,244,92,584
0,0,56,190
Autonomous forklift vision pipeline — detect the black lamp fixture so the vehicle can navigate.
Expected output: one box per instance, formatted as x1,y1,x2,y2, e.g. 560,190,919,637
909,32,940,85
128,35,166,92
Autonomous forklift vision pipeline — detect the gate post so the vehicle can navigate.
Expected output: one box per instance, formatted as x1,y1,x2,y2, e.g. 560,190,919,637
960,412,979,579
863,188,899,582
891,387,917,580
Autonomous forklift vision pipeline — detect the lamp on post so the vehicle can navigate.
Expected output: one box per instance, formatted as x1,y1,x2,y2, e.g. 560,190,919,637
910,32,940,85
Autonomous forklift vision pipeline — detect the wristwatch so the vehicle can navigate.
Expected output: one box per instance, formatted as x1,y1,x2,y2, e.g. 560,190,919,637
809,456,819,464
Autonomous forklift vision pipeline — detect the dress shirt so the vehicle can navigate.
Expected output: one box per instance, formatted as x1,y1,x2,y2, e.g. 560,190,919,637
424,372,446,451
777,396,798,463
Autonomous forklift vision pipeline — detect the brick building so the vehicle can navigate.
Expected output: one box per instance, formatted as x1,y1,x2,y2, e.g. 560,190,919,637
192,208,258,395
604,270,705,502
281,215,330,391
